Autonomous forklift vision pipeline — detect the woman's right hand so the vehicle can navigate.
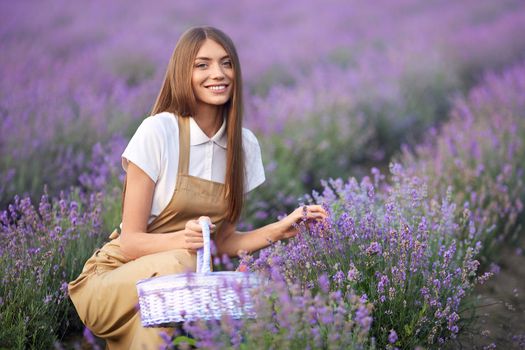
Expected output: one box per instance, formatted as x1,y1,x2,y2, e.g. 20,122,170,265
277,205,328,240
179,216,216,251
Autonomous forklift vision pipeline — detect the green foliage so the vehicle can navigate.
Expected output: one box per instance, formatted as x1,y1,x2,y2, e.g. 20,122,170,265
0,189,106,349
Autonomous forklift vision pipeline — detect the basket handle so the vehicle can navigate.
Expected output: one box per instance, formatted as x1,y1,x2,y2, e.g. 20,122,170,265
196,219,211,274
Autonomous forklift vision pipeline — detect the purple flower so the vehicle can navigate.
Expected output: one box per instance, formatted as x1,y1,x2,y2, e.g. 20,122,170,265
365,242,382,255
318,274,330,293
488,263,501,274
355,305,373,331
83,328,100,349
388,329,398,343
377,274,389,294
255,210,268,220
447,312,460,333
332,270,345,286
347,264,359,282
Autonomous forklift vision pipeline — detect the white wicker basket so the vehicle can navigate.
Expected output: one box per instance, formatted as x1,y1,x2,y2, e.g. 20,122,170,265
136,220,261,327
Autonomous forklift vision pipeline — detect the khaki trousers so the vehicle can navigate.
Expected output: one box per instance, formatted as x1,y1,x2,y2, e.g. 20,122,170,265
69,241,197,350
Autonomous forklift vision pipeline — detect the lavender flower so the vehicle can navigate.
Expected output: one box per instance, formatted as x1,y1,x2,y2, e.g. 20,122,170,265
388,329,398,344
365,241,382,255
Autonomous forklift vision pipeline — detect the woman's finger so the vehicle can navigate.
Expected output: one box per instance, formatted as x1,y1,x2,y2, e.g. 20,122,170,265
305,212,326,219
296,206,328,224
186,220,202,232
305,205,328,214
188,243,204,251
185,234,203,241
186,231,204,238
307,209,328,217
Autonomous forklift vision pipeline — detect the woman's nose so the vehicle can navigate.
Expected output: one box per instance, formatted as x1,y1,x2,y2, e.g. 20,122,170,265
210,63,225,79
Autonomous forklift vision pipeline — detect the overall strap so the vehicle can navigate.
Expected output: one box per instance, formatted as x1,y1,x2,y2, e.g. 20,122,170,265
177,116,191,176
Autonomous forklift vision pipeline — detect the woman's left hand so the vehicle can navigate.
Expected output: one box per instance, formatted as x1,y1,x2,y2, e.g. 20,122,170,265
278,205,328,240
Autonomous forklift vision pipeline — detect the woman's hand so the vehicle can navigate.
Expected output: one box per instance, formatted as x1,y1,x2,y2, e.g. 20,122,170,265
278,205,328,240
178,216,216,251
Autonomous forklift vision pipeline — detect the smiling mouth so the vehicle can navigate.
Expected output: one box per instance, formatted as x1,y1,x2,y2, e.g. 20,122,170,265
206,84,228,92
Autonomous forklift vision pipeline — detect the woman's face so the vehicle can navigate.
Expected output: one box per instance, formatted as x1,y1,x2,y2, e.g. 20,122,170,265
192,39,234,109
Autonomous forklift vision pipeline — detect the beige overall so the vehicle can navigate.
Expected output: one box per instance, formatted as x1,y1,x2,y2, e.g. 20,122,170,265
68,116,228,349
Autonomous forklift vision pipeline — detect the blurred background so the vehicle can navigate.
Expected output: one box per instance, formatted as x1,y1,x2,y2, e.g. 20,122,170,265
1,0,525,347
2,0,525,222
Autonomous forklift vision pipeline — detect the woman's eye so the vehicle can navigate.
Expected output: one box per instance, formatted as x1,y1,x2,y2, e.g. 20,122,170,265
195,63,207,69
222,61,232,68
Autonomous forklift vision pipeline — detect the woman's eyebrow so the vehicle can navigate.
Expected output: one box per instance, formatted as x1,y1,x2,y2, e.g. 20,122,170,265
195,55,230,61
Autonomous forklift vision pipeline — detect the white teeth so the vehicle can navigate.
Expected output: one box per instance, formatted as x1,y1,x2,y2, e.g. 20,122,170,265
208,85,226,90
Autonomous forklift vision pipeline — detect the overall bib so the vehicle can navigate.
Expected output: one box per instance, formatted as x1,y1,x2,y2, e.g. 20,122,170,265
68,116,228,349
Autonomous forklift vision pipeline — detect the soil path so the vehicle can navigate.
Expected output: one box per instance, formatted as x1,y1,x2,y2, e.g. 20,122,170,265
449,236,525,349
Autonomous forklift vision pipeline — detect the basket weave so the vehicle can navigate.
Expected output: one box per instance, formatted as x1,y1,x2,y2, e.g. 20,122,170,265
136,220,261,327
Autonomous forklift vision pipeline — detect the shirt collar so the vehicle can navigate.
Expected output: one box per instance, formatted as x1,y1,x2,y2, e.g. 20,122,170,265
189,117,227,149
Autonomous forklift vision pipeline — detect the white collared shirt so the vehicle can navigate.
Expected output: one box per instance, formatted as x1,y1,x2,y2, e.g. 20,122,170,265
121,112,265,223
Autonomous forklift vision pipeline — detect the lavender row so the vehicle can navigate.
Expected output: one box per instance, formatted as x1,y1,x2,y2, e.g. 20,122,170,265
0,189,107,348
165,270,374,350
401,60,525,261
230,61,525,348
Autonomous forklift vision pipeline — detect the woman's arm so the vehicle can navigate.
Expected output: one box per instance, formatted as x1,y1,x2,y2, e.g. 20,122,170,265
119,162,210,260
215,205,327,257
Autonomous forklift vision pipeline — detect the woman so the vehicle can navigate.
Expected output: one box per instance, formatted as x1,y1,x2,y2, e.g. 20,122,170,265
68,26,327,349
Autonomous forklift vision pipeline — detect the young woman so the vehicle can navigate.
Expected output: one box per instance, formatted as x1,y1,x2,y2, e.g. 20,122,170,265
68,26,327,349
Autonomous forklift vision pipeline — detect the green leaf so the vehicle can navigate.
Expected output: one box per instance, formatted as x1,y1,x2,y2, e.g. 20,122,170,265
173,335,197,346
404,324,412,336
419,303,427,317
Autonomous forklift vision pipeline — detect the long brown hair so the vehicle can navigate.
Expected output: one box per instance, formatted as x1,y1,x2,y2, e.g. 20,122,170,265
151,26,245,222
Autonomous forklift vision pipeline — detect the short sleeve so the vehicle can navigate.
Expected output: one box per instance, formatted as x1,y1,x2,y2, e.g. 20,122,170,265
121,117,164,183
243,128,265,192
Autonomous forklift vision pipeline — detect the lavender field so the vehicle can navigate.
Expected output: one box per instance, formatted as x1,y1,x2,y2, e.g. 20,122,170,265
1,0,525,349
